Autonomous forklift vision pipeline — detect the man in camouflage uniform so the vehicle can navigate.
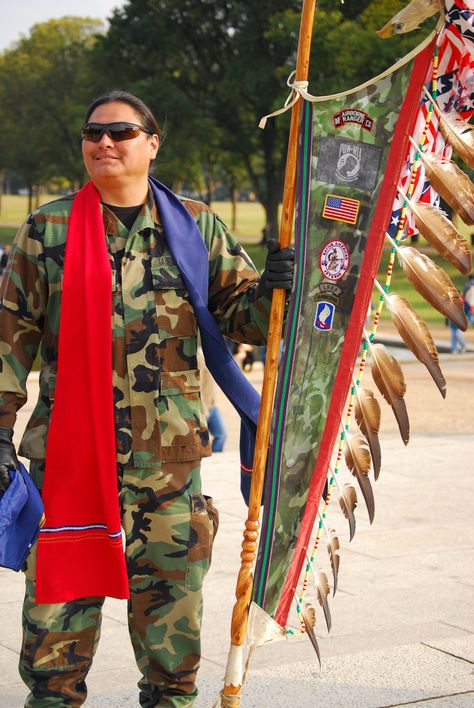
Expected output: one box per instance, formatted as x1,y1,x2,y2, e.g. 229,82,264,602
0,91,293,707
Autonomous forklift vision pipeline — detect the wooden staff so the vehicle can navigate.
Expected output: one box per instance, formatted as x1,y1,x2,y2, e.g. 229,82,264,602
221,1,317,705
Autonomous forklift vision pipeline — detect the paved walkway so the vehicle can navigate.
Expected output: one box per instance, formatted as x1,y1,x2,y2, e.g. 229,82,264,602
0,351,473,706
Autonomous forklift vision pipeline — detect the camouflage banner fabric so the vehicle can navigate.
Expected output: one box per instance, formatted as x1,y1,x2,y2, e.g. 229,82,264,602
253,34,437,624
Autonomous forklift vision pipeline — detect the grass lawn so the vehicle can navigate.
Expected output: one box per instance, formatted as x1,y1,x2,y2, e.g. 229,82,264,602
213,200,266,240
0,225,17,243
0,194,56,227
0,194,266,242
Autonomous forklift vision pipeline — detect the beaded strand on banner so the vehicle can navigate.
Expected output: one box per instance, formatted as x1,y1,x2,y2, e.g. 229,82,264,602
289,47,440,639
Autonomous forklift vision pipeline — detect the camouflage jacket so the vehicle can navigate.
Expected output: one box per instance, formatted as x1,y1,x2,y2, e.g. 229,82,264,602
0,190,270,481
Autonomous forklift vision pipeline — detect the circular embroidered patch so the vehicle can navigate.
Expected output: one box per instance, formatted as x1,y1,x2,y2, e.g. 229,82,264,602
320,240,350,281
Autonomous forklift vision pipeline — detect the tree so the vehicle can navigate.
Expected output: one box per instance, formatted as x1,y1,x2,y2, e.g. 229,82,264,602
309,0,437,94
94,0,432,238
0,17,104,211
93,0,299,237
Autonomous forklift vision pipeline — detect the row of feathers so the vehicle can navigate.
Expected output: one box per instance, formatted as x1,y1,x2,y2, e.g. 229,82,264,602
299,0,473,661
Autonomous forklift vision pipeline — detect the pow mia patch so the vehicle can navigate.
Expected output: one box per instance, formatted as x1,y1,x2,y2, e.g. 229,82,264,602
316,137,382,192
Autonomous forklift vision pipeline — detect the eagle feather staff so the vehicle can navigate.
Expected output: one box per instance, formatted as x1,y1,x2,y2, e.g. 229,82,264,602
221,2,473,702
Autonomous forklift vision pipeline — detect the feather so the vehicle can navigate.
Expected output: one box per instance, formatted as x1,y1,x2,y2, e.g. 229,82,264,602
438,111,474,171
354,387,382,480
300,602,321,666
316,571,332,632
344,434,375,523
339,483,358,541
327,529,340,596
370,343,410,445
377,0,441,37
421,153,474,225
385,293,446,398
398,246,468,331
410,202,472,275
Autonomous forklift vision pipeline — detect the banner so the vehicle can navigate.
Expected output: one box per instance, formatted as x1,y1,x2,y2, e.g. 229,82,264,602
252,35,438,625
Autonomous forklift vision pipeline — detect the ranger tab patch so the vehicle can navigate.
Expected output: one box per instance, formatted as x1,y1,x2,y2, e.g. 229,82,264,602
333,109,374,131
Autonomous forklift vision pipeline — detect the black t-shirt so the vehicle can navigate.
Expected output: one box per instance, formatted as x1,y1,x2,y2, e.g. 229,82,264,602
103,204,143,287
104,203,142,232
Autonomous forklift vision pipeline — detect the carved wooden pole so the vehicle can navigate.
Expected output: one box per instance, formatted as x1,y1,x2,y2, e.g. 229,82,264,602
221,2,317,704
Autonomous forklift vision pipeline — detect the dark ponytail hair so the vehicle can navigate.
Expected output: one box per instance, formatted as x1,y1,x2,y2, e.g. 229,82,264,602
84,89,163,139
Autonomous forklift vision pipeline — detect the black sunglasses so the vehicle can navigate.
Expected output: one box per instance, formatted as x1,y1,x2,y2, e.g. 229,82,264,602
81,121,152,143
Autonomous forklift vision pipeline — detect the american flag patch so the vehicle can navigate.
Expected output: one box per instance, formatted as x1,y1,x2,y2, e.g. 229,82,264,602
322,194,360,224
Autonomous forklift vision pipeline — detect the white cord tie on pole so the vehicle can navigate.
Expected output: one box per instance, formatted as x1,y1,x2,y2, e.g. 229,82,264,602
258,71,311,129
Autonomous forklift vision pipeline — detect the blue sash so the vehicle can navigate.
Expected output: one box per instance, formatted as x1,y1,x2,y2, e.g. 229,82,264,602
149,177,261,503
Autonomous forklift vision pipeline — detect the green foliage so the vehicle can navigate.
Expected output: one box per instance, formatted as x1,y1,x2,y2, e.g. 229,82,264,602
0,17,104,189
309,1,437,95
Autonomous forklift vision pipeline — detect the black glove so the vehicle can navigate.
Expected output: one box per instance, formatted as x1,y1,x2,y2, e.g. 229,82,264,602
260,239,295,293
0,428,20,493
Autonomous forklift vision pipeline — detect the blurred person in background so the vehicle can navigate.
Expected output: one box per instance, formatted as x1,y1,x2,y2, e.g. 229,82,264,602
198,348,227,453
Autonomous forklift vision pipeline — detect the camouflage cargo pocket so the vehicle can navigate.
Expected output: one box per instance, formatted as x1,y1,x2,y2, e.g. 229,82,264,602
159,369,208,457
124,485,218,591
185,492,219,590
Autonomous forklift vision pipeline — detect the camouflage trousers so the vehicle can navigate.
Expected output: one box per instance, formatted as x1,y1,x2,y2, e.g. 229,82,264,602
19,460,219,707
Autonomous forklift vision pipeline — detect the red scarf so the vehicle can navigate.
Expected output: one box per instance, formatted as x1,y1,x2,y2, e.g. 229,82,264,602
36,181,129,603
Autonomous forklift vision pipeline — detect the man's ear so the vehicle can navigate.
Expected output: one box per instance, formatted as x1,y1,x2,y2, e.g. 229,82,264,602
150,134,159,159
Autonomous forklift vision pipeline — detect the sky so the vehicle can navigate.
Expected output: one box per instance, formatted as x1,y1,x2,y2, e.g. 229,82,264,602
0,0,125,51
